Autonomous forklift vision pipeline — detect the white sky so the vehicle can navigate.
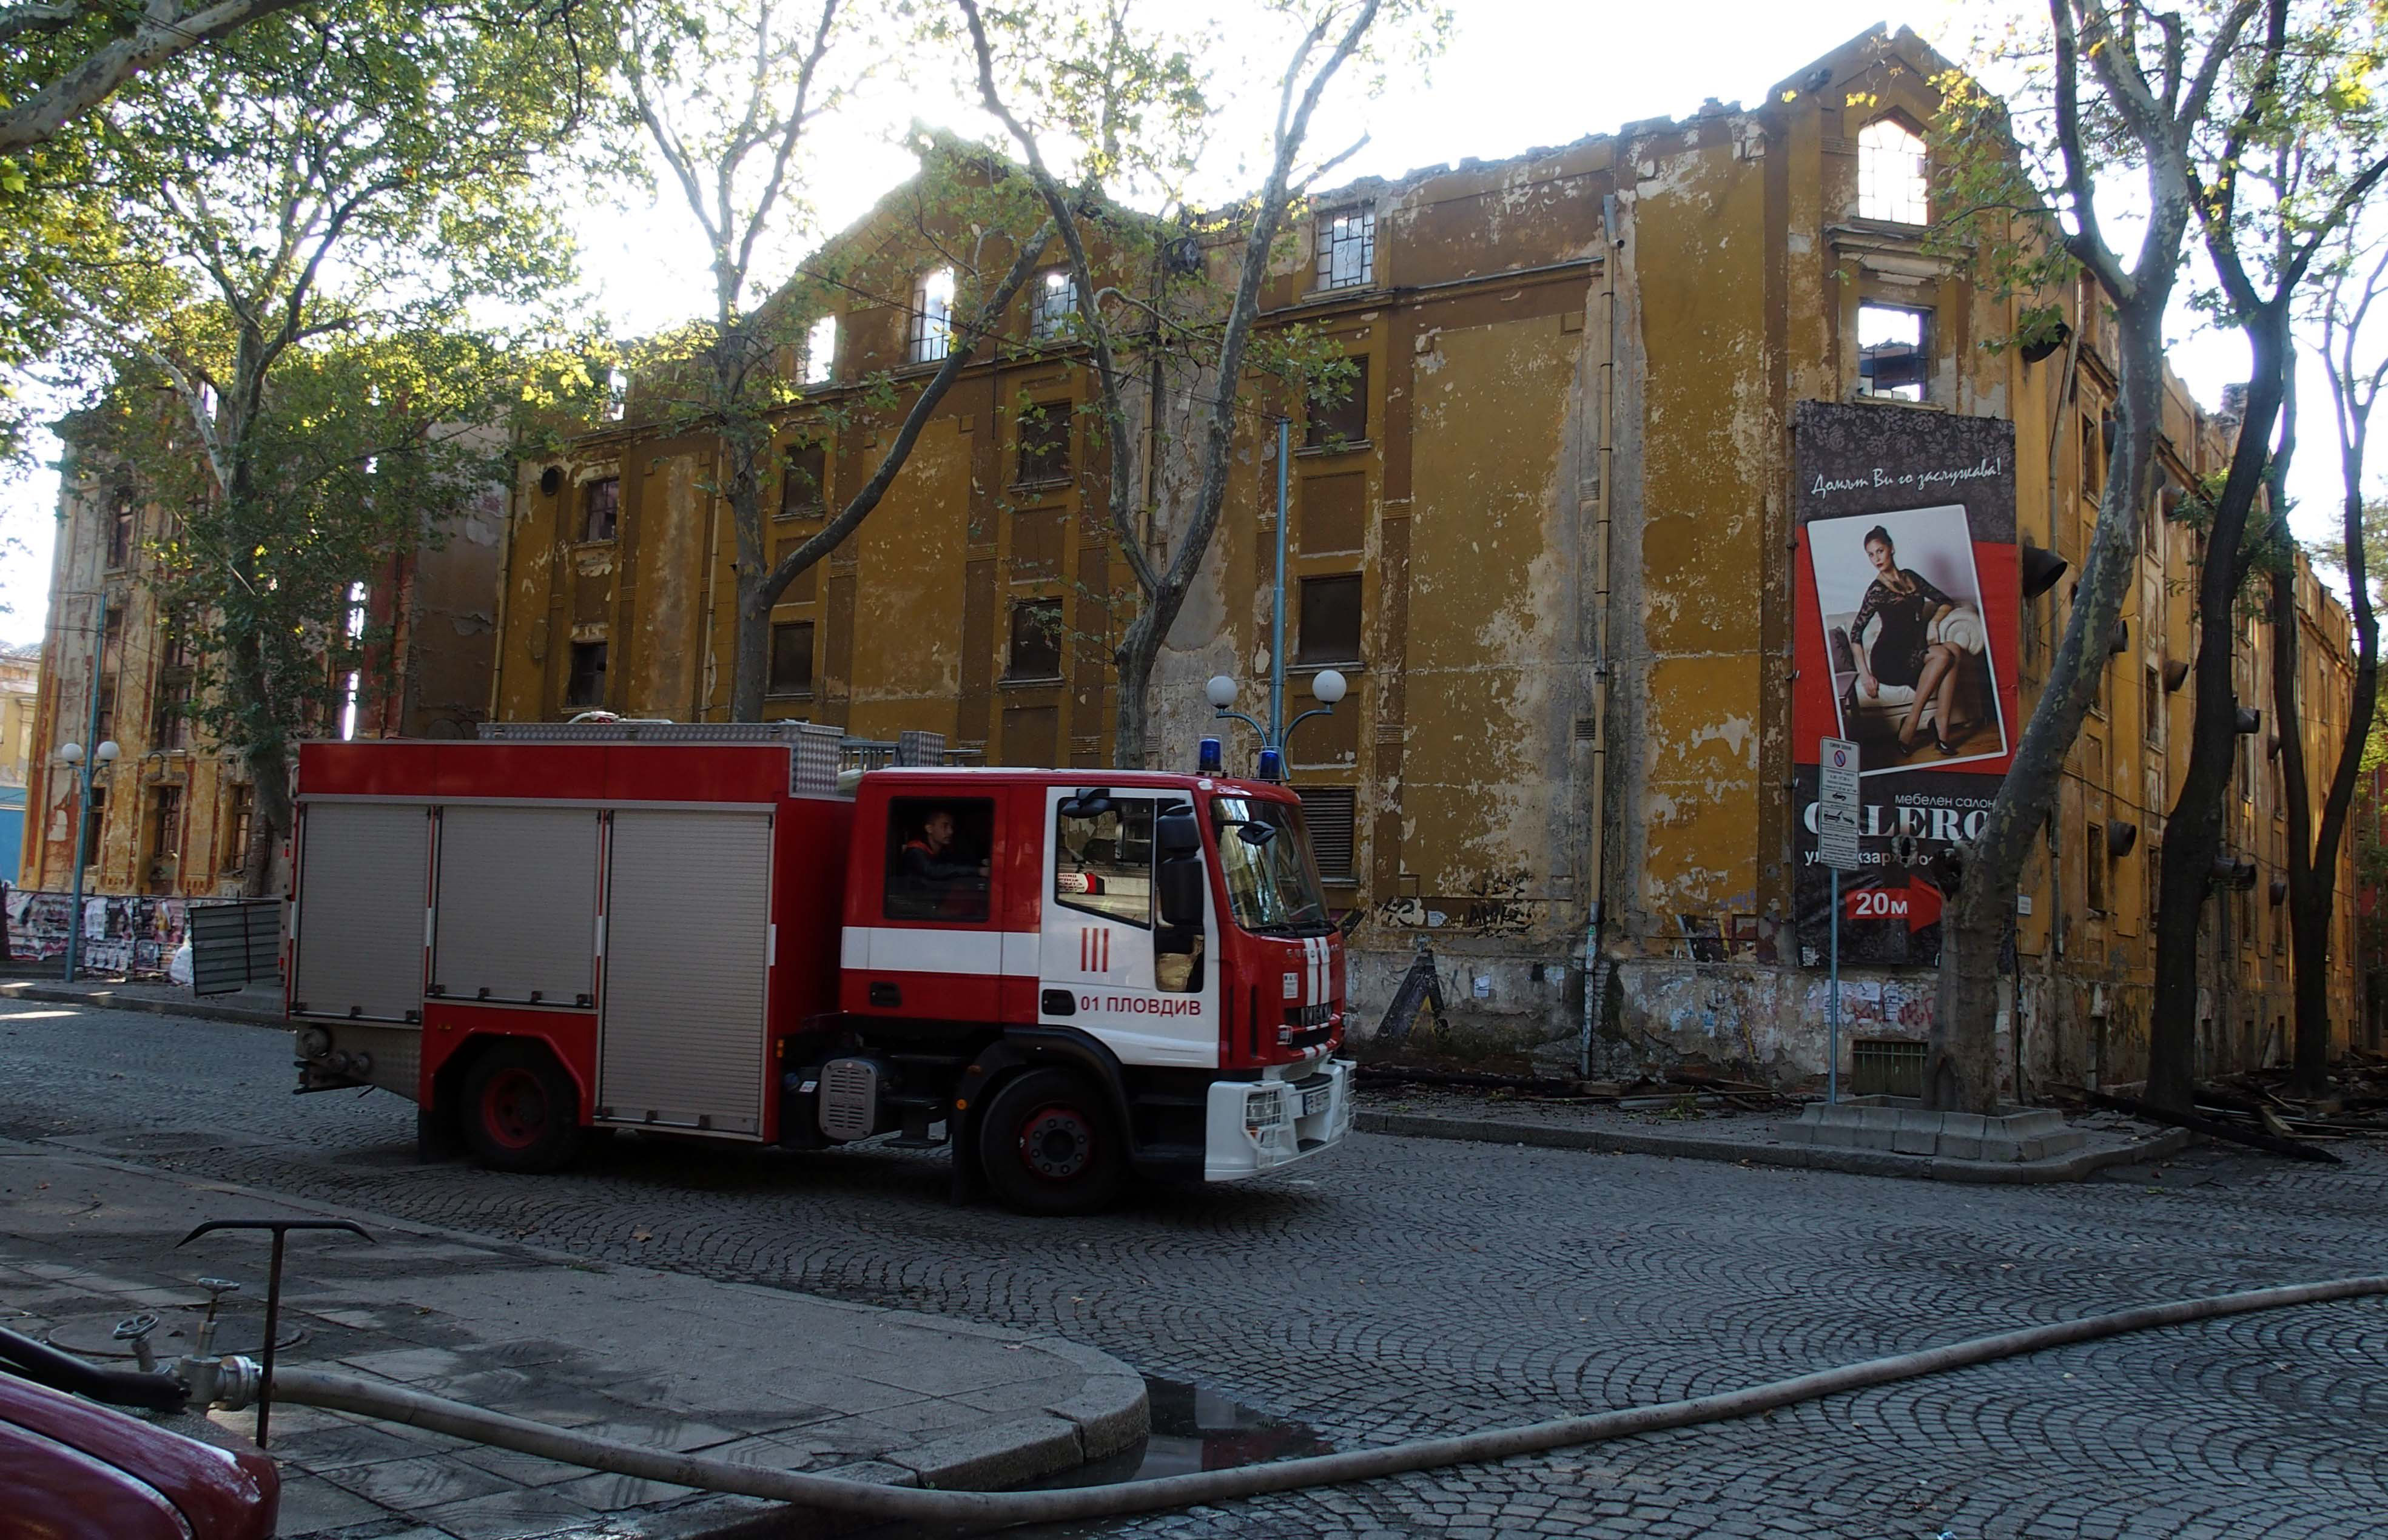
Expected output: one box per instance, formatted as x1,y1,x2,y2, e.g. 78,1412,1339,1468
0,0,2352,650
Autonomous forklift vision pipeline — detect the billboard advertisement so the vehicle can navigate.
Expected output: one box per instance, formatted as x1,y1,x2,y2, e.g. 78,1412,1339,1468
1791,401,2019,968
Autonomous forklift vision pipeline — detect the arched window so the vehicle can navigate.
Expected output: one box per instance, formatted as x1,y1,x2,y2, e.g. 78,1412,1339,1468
1858,118,1928,225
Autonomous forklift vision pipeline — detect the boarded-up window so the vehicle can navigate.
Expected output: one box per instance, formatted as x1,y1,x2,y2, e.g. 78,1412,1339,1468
1002,704,1058,767
582,477,619,542
1299,787,1357,882
1018,403,1071,485
1306,356,1369,449
1011,509,1065,579
1008,598,1063,679
2085,822,2107,914
1300,472,1366,555
566,641,607,708
1296,574,1362,664
781,442,826,517
769,621,814,696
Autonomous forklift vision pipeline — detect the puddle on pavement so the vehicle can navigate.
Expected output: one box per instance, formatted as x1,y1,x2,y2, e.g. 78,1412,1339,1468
1029,1375,1333,1488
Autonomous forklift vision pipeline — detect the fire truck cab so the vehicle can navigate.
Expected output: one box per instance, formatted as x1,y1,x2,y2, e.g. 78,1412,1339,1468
286,722,1353,1214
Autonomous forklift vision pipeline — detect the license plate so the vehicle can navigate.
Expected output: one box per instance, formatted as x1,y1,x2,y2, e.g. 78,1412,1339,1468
1302,1085,1331,1117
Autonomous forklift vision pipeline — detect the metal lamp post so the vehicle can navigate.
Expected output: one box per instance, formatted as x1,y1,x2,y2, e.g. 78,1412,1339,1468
1199,416,1351,779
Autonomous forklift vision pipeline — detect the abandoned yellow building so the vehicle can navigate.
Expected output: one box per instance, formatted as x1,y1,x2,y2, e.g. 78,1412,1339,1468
20,425,506,925
489,26,2361,1092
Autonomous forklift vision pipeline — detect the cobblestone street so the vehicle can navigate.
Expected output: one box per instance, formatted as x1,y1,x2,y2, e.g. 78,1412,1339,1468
4,1001,2384,1539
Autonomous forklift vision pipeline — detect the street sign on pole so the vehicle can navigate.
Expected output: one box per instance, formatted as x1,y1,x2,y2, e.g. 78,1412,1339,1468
1818,736,1859,1104
1818,736,1860,872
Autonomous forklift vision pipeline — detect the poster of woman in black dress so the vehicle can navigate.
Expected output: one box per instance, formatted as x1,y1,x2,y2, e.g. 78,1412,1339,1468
1812,503,2006,774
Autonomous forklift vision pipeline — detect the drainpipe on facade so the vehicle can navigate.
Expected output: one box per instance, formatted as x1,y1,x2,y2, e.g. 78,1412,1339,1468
486,460,522,727
1580,193,1623,1078
698,447,724,719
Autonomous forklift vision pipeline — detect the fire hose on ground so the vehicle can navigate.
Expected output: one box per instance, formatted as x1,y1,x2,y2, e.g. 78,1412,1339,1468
251,1274,2388,1532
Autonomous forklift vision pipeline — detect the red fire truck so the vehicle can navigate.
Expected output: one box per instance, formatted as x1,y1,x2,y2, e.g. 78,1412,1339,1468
286,722,1353,1213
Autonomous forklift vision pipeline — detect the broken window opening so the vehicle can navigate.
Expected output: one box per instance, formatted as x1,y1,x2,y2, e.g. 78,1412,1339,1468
565,641,607,709
910,267,956,364
154,677,192,752
1031,267,1078,342
1296,574,1364,665
781,442,827,518
1017,402,1072,486
1857,118,1928,225
1007,597,1064,681
149,784,184,864
1857,303,1929,402
221,783,254,873
107,491,136,570
1305,356,1370,449
81,785,106,872
769,620,815,697
802,315,838,385
581,476,619,543
1317,208,1375,290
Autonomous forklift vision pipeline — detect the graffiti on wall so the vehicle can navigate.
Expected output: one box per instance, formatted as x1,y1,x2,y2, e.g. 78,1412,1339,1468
4,889,190,977
1374,870,1539,936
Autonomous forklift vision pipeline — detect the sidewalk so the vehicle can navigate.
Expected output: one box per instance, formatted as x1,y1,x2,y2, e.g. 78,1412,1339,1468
0,1141,1146,1538
1355,1083,2191,1183
0,973,286,1027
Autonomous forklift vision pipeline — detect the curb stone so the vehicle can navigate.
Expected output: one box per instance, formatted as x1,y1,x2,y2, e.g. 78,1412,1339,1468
0,980,286,1029
1355,1109,2193,1183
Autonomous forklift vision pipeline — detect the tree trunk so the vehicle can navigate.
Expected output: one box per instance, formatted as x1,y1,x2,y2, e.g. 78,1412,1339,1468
1926,290,2170,1113
731,570,773,725
2150,305,2290,1109
2278,359,2386,1097
725,449,772,723
2271,560,2327,1091
1112,605,1165,770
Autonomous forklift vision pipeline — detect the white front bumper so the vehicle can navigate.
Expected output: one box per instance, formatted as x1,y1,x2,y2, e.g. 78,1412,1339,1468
1203,1058,1354,1182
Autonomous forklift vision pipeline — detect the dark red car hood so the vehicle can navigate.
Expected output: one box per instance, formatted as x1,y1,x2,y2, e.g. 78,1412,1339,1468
0,1370,277,1539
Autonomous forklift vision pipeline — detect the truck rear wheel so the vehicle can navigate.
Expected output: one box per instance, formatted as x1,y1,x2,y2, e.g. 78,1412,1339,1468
460,1041,583,1174
977,1068,1126,1216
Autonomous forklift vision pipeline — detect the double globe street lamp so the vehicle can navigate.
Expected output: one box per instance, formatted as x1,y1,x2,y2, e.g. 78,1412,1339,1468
55,736,121,981
1201,667,1345,781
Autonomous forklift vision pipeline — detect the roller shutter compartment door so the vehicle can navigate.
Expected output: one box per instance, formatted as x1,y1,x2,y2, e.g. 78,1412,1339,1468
294,802,428,1021
599,810,770,1134
433,806,599,1006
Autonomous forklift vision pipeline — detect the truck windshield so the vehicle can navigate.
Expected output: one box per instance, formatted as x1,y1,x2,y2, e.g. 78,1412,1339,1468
1209,795,1331,936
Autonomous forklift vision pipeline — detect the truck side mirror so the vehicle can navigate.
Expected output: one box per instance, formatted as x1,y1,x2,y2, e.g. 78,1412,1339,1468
1158,857,1206,927
1155,810,1200,856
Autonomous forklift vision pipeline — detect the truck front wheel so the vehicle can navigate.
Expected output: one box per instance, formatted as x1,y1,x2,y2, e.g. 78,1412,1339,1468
460,1041,584,1174
977,1068,1126,1216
